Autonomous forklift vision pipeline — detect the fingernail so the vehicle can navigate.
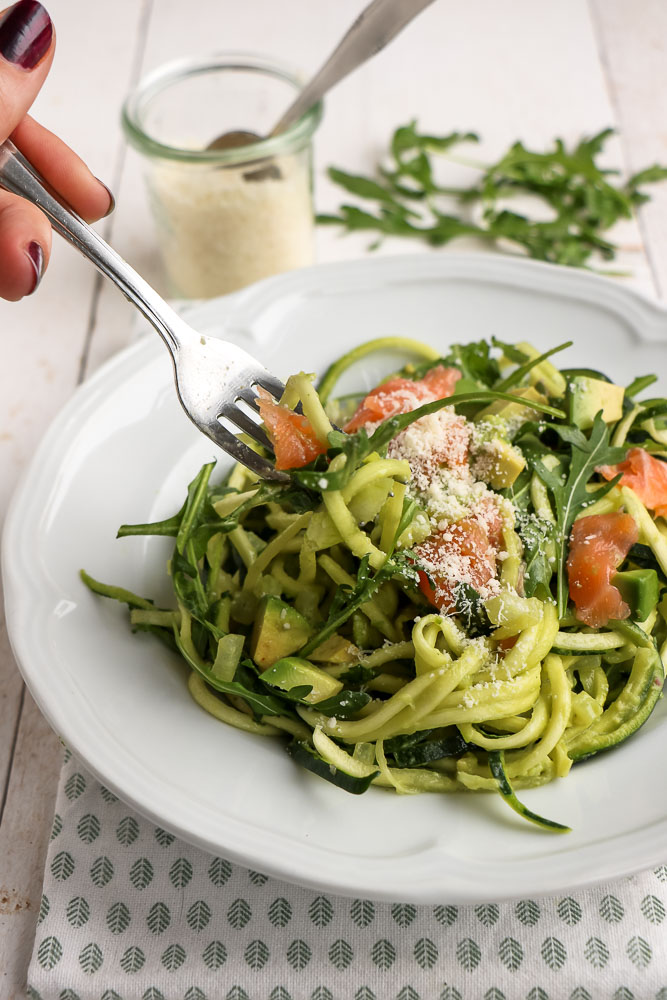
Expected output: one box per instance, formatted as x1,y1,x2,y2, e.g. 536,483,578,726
0,1,53,70
25,240,44,293
95,177,115,217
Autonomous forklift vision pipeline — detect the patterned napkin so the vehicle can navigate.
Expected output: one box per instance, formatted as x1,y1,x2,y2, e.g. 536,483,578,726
27,750,667,1000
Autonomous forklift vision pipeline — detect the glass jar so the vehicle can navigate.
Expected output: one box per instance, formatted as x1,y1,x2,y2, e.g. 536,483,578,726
122,53,323,298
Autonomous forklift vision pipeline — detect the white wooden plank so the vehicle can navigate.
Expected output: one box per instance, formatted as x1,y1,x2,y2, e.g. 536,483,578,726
590,0,667,299
0,694,61,1000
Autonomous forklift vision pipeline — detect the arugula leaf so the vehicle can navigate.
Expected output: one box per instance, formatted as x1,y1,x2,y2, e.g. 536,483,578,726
627,164,667,200
625,374,658,399
117,507,185,539
319,124,667,269
494,341,572,392
491,338,531,365
526,414,626,616
117,463,220,544
176,462,216,555
338,663,378,687
441,339,501,387
389,121,480,176
327,166,408,205
514,511,555,599
454,583,492,637
384,729,471,766
256,684,314,704
318,202,484,246
171,546,208,618
382,121,481,200
120,472,317,548
310,690,371,718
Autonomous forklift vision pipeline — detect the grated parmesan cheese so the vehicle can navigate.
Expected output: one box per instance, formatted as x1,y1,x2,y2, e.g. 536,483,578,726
355,377,514,606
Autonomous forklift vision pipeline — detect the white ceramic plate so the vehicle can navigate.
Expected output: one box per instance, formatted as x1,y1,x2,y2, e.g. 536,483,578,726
5,253,667,904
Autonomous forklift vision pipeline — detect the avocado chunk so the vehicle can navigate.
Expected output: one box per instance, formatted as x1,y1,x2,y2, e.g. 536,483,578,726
308,633,359,664
481,438,526,489
261,657,343,703
477,385,549,423
250,595,313,669
611,569,659,622
569,376,624,430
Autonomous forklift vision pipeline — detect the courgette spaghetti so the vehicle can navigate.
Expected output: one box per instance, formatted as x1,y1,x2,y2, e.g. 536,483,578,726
83,336,667,831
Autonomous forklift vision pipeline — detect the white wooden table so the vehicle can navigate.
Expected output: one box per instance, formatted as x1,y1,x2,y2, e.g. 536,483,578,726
2,0,667,994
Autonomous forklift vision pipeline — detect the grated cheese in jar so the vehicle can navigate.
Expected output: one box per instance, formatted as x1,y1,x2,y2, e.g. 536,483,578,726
148,153,314,298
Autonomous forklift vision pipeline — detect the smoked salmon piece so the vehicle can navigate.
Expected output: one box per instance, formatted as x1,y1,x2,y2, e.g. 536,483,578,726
344,365,461,432
257,390,326,471
598,447,667,519
566,512,638,627
416,517,498,612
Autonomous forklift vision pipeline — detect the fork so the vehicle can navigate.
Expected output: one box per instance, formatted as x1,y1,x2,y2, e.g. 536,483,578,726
0,139,290,482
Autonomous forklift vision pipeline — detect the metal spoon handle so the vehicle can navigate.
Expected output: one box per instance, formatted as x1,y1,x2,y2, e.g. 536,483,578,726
270,0,436,137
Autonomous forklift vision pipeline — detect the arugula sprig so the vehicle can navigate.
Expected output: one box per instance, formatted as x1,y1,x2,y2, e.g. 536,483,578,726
118,464,318,622
519,415,625,617
318,123,667,268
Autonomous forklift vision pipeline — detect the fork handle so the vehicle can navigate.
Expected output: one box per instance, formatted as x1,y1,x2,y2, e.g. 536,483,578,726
0,139,186,355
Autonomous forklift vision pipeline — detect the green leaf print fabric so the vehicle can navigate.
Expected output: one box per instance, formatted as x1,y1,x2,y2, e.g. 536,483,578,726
28,751,667,1000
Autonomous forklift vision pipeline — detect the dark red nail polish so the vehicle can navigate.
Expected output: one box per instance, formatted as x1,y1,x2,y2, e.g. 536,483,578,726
0,1,52,70
25,240,44,293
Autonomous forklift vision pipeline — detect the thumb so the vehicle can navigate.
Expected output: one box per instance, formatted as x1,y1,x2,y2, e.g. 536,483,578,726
0,1,54,136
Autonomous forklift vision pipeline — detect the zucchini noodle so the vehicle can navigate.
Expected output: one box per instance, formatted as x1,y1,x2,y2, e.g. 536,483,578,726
84,335,667,832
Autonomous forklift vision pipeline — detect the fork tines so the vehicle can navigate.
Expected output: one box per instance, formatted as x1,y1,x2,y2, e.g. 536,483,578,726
213,373,289,482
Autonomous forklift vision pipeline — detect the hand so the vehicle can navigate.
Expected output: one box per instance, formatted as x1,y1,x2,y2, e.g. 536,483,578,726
0,0,113,300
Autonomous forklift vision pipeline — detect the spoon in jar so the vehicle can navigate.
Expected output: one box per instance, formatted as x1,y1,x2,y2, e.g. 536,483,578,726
207,0,436,167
